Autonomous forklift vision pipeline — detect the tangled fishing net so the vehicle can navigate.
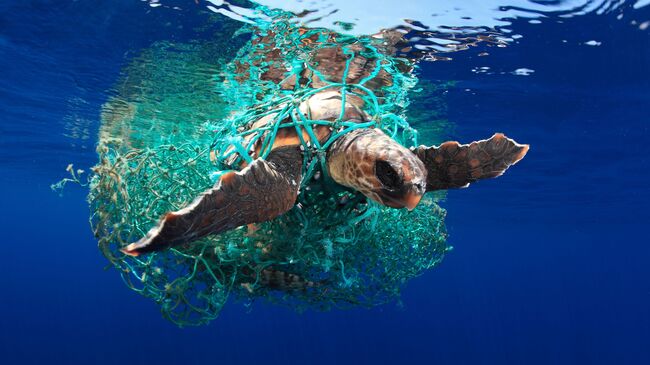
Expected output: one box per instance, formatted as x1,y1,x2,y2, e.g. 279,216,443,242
89,8,449,326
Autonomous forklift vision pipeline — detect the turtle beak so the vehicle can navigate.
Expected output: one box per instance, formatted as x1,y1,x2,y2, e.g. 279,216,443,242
404,191,422,211
403,181,426,211
374,184,425,211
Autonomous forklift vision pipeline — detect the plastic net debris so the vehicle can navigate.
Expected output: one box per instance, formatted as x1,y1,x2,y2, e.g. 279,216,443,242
89,7,449,326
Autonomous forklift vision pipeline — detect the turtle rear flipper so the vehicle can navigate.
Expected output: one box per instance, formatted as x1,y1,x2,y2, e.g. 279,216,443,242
122,146,303,256
413,133,529,191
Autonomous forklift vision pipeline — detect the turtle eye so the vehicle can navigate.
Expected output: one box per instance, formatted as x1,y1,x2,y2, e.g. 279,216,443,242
375,160,402,190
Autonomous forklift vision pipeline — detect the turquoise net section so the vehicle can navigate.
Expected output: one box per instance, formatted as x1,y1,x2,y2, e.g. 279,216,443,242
89,11,449,326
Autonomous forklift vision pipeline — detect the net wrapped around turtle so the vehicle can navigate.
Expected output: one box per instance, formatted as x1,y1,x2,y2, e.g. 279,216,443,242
89,11,449,326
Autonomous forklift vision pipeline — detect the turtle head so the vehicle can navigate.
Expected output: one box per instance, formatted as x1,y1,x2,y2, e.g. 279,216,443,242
327,128,427,210
373,157,426,210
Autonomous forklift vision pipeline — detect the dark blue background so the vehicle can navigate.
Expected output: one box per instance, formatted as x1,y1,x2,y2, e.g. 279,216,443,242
1,1,649,364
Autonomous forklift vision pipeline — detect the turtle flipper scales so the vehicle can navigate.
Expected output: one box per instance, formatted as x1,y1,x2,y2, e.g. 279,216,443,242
413,133,529,191
122,146,303,256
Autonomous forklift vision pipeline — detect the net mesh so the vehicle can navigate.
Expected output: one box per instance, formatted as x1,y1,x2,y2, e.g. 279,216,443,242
89,9,449,326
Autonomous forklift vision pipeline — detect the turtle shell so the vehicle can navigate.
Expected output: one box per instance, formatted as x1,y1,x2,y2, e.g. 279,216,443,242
223,90,370,166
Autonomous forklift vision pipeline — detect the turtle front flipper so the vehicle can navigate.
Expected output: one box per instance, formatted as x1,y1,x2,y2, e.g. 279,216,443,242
121,146,303,256
413,133,529,191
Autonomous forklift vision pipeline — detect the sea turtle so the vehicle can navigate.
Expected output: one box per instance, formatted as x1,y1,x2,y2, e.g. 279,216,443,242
122,30,529,256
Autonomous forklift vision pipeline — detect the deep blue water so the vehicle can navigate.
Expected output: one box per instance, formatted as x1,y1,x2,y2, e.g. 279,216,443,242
1,1,649,364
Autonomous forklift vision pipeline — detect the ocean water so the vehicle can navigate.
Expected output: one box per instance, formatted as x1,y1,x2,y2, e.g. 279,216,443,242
1,1,649,364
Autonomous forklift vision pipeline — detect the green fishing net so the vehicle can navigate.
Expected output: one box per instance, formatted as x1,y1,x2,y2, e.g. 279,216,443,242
89,9,449,326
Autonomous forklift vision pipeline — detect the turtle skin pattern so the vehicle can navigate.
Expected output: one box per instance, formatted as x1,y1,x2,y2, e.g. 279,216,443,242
122,146,303,256
412,133,529,191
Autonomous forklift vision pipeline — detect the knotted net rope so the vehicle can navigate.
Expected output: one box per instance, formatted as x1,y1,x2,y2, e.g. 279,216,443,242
89,10,449,326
